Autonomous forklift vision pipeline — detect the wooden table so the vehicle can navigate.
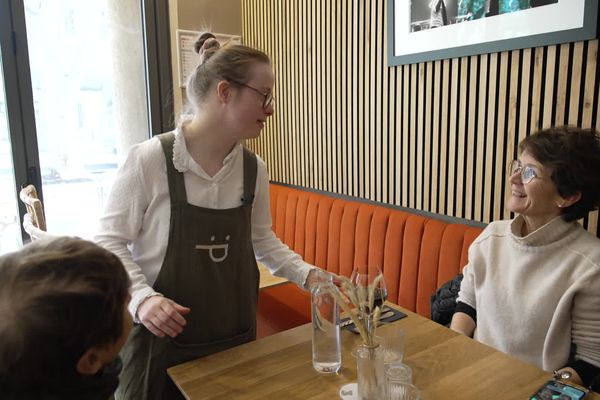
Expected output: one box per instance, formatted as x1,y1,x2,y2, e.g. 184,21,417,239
168,306,599,399
258,262,288,290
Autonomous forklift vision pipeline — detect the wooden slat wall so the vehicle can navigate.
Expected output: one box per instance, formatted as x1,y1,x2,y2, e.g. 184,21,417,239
242,0,600,237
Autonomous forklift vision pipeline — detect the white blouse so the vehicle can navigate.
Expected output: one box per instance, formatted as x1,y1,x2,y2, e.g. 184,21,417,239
95,128,313,319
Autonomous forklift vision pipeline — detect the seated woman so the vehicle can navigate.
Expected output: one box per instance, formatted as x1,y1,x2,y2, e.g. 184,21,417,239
451,126,600,389
0,237,132,399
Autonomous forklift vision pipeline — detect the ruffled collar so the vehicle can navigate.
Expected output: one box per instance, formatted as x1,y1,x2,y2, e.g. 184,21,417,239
509,215,578,247
172,125,242,179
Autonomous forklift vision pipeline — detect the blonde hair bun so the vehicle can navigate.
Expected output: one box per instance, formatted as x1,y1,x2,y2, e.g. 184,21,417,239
194,32,220,64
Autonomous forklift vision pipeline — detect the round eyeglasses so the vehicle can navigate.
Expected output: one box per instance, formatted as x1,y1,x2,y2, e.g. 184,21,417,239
509,159,539,184
229,79,273,109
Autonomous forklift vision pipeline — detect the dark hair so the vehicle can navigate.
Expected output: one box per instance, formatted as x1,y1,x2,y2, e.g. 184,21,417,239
519,126,600,222
186,31,270,110
0,237,130,391
193,32,216,54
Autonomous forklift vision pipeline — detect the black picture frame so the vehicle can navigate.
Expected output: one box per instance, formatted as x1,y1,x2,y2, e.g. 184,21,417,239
388,0,599,66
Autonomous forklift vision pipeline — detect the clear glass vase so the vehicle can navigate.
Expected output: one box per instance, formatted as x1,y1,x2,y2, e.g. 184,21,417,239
352,344,385,400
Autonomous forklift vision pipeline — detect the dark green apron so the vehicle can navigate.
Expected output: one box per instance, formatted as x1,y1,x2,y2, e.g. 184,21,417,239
116,133,259,400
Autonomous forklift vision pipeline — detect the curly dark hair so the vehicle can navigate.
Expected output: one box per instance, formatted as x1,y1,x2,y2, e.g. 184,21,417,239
519,126,600,222
0,237,130,392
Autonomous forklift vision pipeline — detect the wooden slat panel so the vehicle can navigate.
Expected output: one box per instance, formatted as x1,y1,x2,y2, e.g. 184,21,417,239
379,0,387,203
493,52,508,221
351,0,358,197
569,42,583,126
366,0,372,200
424,61,433,212
372,0,379,202
439,59,450,216
456,57,468,218
393,62,400,206
288,0,297,185
323,0,330,191
431,60,441,214
554,43,570,126
543,45,557,129
243,3,600,238
581,41,597,128
507,50,520,169
299,0,307,188
465,56,477,220
530,46,543,132
402,64,409,207
483,53,497,223
518,48,531,145
339,0,347,194
410,63,417,209
416,62,425,210
474,54,486,222
333,0,340,193
447,58,458,216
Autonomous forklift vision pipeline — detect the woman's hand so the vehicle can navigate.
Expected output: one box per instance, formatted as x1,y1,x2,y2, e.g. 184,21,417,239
304,269,341,291
137,296,191,338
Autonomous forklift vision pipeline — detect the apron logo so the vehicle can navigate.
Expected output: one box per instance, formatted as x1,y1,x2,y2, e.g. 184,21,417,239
195,235,230,263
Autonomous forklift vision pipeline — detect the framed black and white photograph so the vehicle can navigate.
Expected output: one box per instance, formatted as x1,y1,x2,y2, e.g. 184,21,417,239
388,0,598,66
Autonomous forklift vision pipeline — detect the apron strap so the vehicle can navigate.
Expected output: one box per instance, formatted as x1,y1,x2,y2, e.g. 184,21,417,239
157,132,188,203
241,147,257,206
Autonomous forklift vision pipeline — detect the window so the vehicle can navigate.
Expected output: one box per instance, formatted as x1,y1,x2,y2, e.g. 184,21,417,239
0,0,173,253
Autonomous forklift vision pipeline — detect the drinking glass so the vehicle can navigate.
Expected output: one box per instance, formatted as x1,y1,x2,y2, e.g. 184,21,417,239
352,344,385,400
350,266,388,314
375,325,405,365
385,382,420,400
350,266,387,336
385,362,413,384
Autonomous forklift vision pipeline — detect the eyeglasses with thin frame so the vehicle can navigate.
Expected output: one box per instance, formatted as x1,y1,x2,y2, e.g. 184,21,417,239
229,79,273,109
509,159,540,184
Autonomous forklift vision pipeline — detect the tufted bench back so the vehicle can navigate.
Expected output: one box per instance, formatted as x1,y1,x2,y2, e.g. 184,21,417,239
257,184,483,338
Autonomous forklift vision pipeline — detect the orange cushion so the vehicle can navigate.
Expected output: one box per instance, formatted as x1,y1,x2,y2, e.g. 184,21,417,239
258,184,484,337
396,215,427,312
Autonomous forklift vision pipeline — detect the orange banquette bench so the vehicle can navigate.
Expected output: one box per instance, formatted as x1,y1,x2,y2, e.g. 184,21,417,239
256,183,484,339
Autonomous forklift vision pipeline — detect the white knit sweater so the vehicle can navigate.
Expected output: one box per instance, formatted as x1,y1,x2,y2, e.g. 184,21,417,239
457,215,600,371
95,128,313,320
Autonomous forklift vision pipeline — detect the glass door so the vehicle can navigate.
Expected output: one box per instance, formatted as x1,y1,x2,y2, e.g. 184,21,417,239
22,0,150,239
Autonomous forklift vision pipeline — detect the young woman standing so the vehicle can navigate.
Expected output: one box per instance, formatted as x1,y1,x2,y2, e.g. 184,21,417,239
96,34,319,399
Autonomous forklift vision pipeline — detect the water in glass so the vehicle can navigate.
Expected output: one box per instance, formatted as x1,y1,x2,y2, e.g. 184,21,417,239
311,271,341,373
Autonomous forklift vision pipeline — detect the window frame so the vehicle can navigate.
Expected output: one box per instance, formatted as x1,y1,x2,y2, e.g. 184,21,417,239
0,0,173,243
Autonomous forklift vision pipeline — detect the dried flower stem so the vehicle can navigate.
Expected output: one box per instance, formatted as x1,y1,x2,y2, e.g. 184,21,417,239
329,272,385,347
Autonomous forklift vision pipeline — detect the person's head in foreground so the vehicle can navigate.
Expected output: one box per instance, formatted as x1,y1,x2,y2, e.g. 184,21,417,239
0,236,131,399
508,126,600,234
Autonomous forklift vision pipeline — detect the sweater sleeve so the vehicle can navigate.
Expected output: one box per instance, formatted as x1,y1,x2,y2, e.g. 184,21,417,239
250,158,315,288
571,268,600,368
95,143,158,320
456,241,481,310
